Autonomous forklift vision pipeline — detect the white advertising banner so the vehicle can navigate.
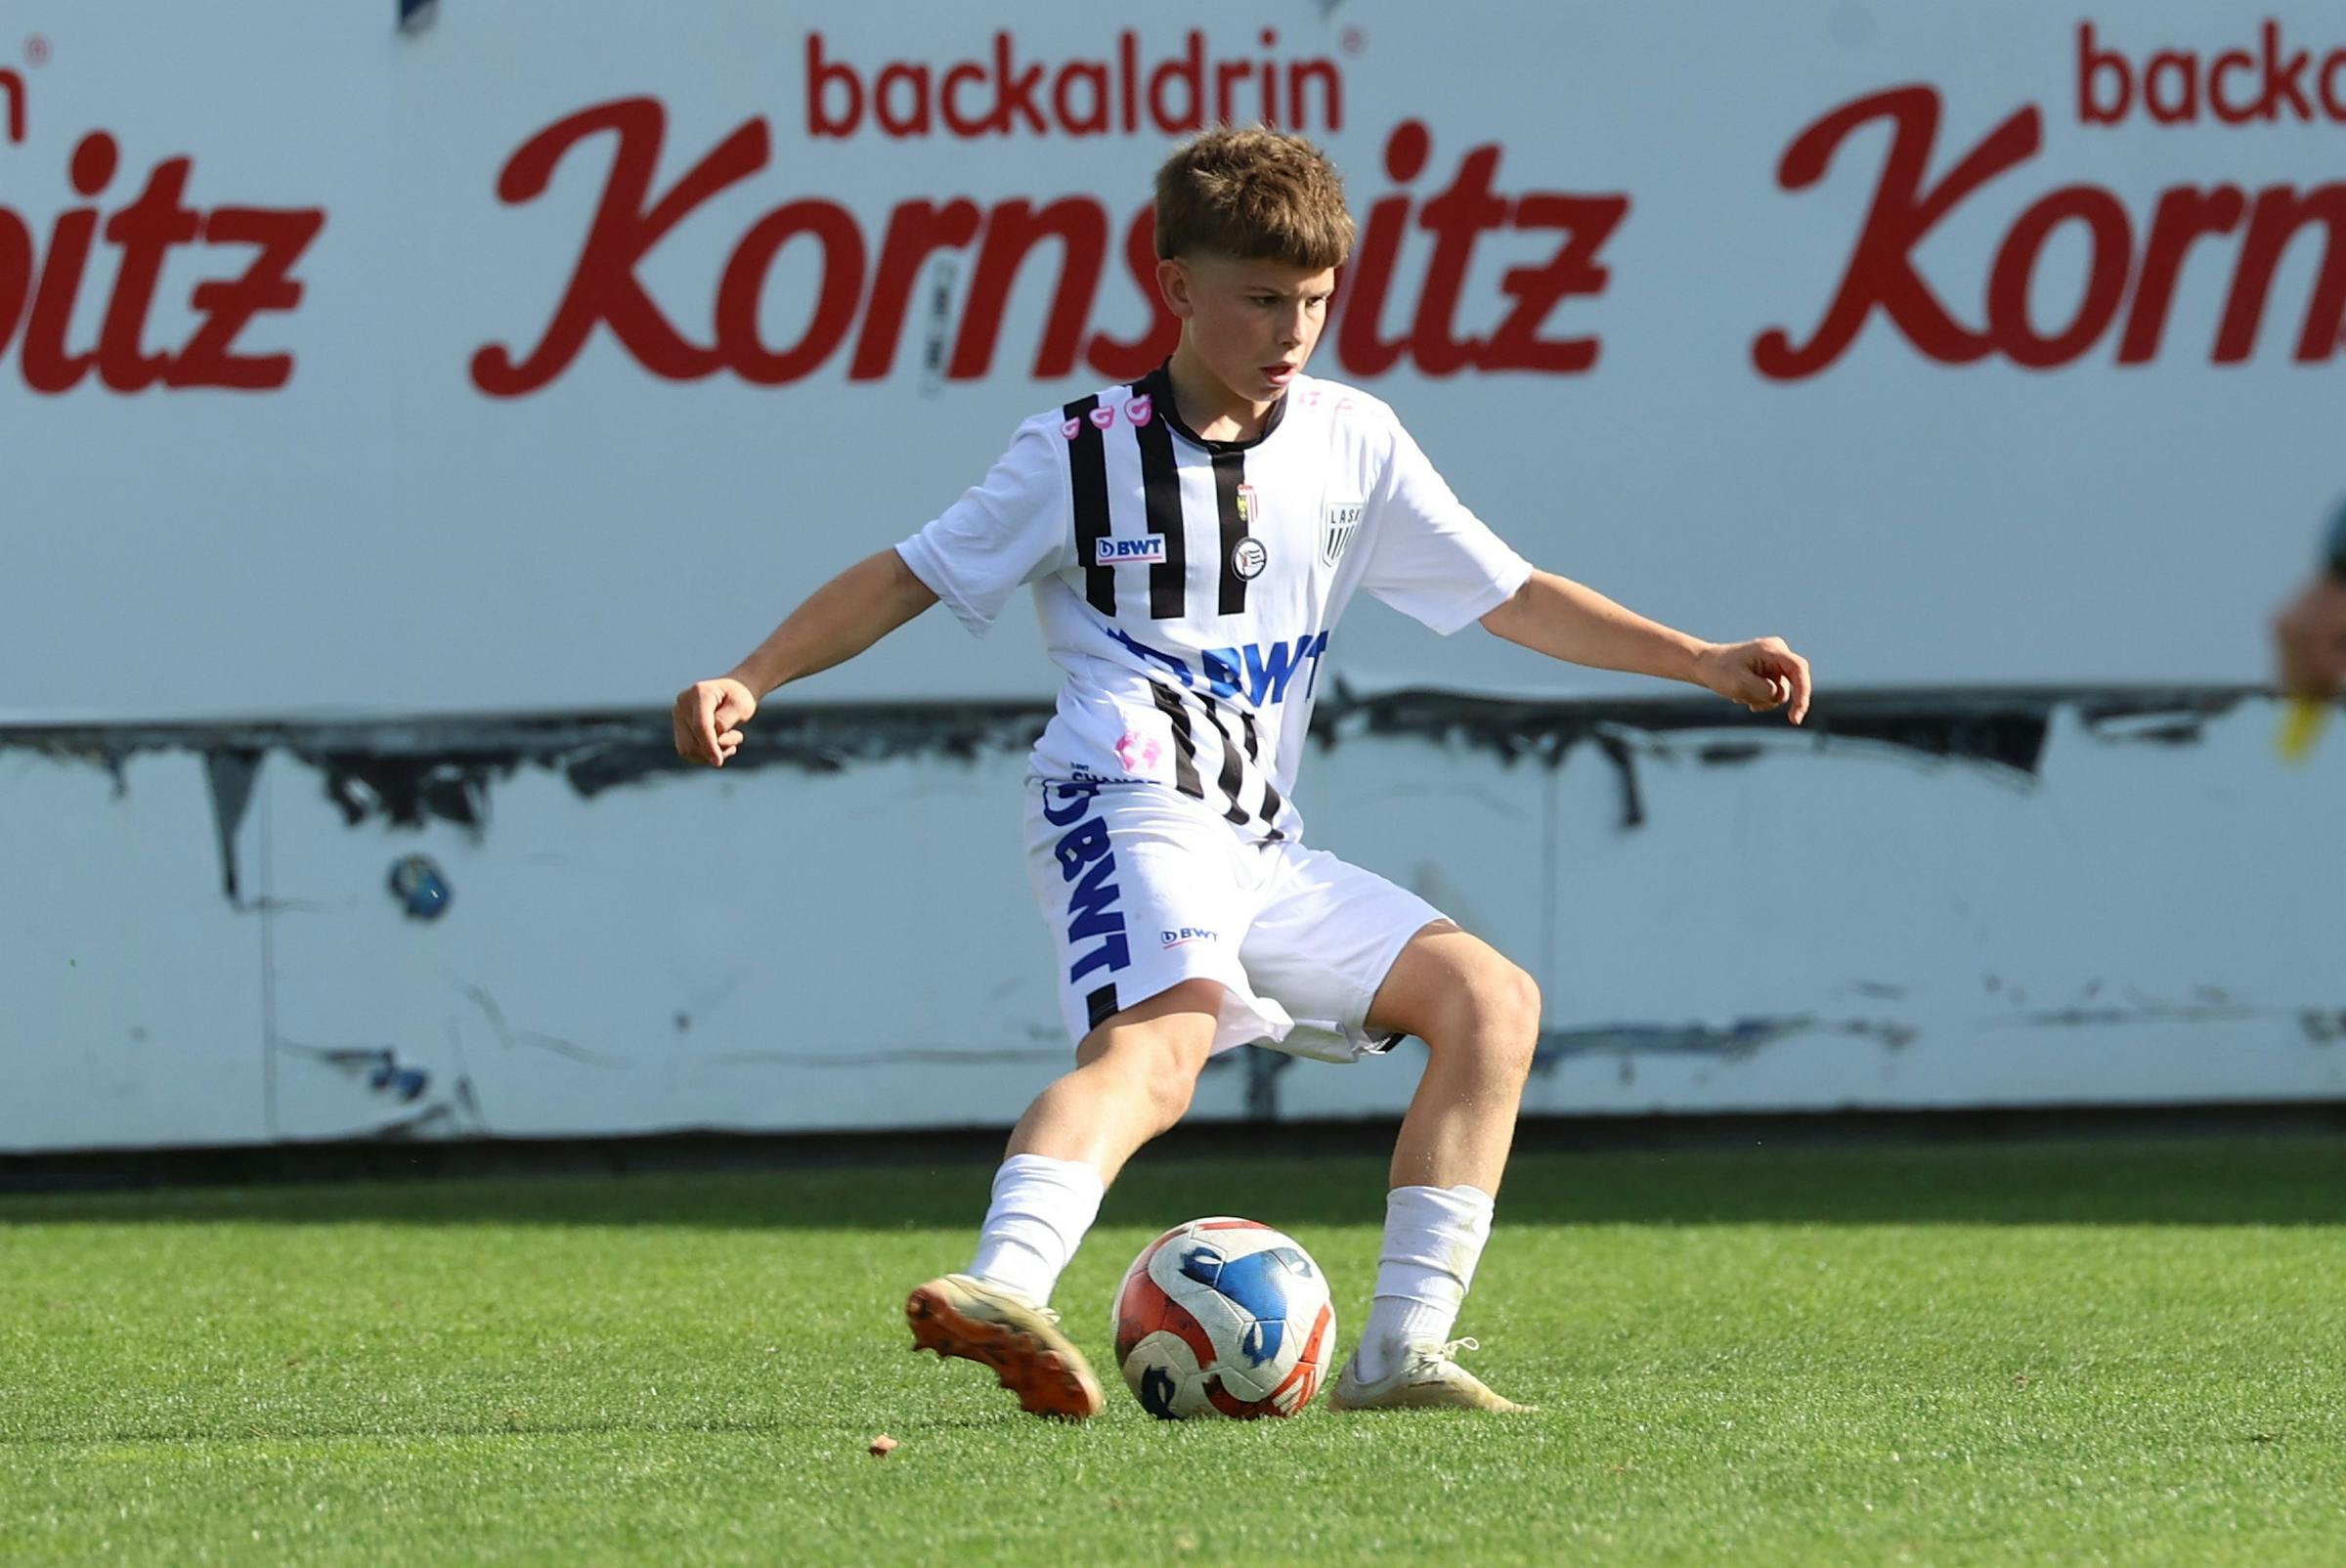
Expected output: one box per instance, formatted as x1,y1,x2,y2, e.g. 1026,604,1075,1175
7,4,2345,1154
3,1,2339,721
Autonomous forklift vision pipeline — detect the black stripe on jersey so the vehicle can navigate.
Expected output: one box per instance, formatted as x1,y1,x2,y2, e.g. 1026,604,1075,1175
1064,394,1115,614
1210,450,1249,615
1133,398,1188,619
1085,984,1120,1031
1238,708,1286,840
1194,696,1251,827
1148,681,1205,800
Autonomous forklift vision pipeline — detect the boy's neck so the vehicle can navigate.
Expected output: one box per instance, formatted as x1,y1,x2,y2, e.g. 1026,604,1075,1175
1163,343,1281,444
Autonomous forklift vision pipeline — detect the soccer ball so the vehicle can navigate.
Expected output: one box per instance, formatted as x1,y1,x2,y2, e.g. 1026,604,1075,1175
1111,1217,1335,1419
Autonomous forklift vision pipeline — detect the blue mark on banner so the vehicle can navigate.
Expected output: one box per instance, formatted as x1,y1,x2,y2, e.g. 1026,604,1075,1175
387,853,450,921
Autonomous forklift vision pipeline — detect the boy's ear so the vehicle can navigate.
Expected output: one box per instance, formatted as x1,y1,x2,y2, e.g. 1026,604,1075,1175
1156,256,1196,321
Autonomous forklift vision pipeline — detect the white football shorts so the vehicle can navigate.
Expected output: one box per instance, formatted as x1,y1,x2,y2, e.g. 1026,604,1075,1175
1022,778,1447,1063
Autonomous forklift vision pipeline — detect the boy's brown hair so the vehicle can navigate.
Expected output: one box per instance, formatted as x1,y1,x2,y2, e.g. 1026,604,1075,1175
1152,126,1355,268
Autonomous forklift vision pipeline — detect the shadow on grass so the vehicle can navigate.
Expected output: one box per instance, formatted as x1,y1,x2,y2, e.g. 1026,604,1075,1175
3,1136,2341,1230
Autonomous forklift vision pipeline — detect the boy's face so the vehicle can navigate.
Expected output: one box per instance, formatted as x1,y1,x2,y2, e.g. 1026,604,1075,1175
1158,251,1338,408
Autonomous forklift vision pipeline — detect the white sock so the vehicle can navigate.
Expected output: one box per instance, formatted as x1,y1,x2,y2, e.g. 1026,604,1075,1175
966,1153,1106,1308
1355,1183,1496,1382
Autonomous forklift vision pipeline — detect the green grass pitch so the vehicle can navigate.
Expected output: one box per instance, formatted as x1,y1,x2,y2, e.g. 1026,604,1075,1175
4,1136,2343,1566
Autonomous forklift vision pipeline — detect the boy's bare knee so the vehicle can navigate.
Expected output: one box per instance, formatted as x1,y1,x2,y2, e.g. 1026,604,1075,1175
1420,953,1542,1078
1489,964,1543,1076
1499,964,1542,1040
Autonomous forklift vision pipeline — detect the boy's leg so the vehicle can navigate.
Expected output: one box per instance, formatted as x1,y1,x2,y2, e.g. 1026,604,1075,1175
1335,921,1542,1412
1002,978,1223,1182
905,980,1221,1419
1230,841,1542,1411
1372,923,1541,1196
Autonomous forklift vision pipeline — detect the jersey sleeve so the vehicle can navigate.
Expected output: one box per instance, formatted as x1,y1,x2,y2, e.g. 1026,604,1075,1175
1355,416,1535,634
894,419,1072,636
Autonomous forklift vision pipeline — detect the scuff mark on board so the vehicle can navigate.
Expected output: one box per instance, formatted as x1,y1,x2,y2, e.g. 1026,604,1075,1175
1591,731,1644,830
451,976,625,1067
315,752,506,832
276,1038,431,1101
2083,710,2208,747
269,1038,490,1139
1530,990,2346,1077
1997,998,2328,1031
1532,1013,1918,1075
1818,708,2050,777
355,1074,488,1141
0,684,2268,864
2075,691,2258,749
1350,684,2258,774
710,1046,1074,1067
201,748,262,902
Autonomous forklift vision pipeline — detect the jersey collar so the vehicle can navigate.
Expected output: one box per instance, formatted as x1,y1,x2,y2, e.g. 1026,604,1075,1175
1139,362,1288,454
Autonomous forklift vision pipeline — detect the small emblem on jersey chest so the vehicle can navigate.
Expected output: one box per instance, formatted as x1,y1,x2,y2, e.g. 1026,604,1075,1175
1322,501,1364,567
1229,486,1268,578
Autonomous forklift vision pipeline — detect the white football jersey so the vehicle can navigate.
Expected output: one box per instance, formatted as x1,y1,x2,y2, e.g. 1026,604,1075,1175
896,367,1532,843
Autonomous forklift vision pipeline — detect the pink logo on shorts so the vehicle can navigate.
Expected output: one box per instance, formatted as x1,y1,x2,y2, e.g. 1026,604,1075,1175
1114,731,1161,773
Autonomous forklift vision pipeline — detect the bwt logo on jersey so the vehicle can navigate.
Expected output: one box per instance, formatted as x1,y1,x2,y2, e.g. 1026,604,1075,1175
1042,781,1129,985
1160,927,1217,948
1104,623,1333,707
1097,535,1168,566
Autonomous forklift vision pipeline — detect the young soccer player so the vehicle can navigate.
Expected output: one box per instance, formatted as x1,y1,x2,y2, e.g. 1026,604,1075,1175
673,128,1811,1417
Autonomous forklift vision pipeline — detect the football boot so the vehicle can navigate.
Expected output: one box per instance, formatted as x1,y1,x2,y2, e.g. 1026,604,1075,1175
1325,1337,1535,1413
905,1273,1106,1420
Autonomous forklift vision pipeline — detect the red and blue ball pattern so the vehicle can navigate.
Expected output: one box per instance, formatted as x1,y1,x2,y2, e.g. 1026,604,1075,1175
1111,1217,1335,1419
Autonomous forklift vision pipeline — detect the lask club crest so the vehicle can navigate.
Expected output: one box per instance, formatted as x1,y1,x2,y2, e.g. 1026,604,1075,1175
1321,501,1364,567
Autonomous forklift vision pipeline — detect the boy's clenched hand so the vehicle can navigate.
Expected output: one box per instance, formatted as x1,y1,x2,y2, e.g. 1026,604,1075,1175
673,676,759,766
1695,637,1812,724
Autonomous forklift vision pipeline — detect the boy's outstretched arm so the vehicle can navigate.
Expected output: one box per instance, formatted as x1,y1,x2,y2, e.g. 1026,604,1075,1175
1479,569,1812,724
672,547,940,766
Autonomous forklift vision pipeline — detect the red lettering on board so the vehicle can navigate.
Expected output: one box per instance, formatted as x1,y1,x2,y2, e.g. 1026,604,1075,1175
2077,20,2346,128
0,127,326,393
1757,83,2346,376
475,102,1630,394
804,29,1345,141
